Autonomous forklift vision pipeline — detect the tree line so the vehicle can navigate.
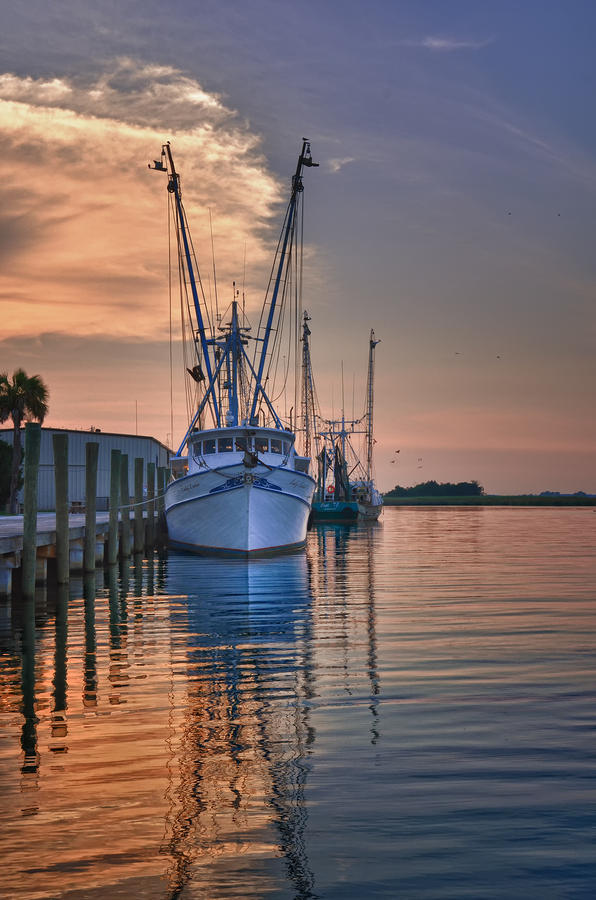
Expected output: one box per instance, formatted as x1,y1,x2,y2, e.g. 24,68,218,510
385,480,484,498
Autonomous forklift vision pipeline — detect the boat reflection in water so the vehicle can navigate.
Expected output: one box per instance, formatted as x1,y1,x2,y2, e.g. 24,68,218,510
1,523,380,899
161,551,319,899
4,513,596,898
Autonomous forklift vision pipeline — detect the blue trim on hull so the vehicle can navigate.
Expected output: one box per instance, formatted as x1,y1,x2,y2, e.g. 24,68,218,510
166,481,312,514
311,500,360,522
167,462,316,489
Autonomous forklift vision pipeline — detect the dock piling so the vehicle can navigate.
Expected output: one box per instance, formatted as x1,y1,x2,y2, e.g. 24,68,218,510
107,450,121,565
53,433,69,584
147,462,155,548
22,423,41,598
134,458,144,553
84,442,99,572
120,454,131,558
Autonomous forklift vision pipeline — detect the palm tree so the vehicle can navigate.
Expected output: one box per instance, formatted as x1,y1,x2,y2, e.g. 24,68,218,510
0,369,49,514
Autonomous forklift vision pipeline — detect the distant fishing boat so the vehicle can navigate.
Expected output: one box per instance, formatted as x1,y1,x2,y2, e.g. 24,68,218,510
300,320,383,523
151,142,318,555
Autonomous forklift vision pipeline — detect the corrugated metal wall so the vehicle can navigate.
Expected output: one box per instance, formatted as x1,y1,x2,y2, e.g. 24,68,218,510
0,428,170,511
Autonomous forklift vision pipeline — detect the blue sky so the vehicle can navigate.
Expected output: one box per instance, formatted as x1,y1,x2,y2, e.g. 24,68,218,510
1,1,595,492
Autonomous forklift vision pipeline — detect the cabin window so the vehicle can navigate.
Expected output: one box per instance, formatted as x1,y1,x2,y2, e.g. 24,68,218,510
294,458,309,474
235,437,248,451
218,437,233,452
193,441,202,455
203,439,216,454
255,437,269,454
270,438,282,454
282,440,290,455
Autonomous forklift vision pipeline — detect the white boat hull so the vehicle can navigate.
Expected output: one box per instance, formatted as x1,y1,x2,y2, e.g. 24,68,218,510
165,463,315,555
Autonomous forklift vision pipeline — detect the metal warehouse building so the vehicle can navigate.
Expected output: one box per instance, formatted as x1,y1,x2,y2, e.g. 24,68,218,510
0,427,170,511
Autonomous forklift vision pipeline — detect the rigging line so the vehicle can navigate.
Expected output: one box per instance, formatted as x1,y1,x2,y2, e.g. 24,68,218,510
209,208,220,325
251,201,293,370
183,204,213,337
266,321,291,411
269,315,292,405
291,209,298,429
267,264,293,405
242,240,247,298
178,218,215,428
178,248,194,426
294,192,303,437
168,192,174,451
263,229,294,391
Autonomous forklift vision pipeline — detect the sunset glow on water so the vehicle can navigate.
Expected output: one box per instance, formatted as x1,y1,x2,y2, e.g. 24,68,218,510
1,507,596,898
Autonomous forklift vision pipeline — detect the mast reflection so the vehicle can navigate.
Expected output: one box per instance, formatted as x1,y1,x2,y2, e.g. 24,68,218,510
161,553,319,899
309,521,381,744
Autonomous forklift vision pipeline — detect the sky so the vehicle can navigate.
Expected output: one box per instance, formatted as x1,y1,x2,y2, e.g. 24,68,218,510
1,0,596,494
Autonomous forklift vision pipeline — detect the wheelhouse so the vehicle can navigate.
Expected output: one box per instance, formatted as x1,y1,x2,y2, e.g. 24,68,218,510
185,427,311,476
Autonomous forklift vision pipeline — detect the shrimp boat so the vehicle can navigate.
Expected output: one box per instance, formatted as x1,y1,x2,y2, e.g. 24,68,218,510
300,321,383,523
151,142,318,555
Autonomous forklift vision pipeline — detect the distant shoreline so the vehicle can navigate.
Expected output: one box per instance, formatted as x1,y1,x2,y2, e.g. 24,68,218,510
383,495,596,507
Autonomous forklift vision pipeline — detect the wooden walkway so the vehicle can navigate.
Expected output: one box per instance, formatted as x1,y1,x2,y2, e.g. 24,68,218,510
0,512,153,595
0,512,109,556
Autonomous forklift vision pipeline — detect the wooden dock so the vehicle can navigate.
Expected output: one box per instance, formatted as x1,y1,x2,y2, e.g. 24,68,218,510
1,424,168,597
0,511,157,595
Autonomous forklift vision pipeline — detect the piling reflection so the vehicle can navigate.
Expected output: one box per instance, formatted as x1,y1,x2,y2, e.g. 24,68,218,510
50,583,68,752
1,527,382,898
108,565,130,705
3,510,596,899
83,572,98,709
20,596,39,808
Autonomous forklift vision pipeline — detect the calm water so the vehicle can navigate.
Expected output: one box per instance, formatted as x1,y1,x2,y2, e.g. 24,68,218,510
1,507,596,899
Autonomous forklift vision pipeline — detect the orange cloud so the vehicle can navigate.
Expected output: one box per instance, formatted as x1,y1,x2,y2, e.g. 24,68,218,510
0,60,282,342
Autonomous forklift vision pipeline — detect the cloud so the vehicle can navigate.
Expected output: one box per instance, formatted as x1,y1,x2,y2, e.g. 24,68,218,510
328,157,355,174
0,331,195,444
0,59,283,342
407,36,494,52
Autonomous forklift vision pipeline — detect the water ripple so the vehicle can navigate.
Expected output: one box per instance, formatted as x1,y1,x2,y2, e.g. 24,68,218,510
1,509,595,897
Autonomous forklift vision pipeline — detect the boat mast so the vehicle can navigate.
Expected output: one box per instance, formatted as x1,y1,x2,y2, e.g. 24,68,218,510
249,140,318,426
366,330,380,482
300,311,319,457
150,144,221,429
